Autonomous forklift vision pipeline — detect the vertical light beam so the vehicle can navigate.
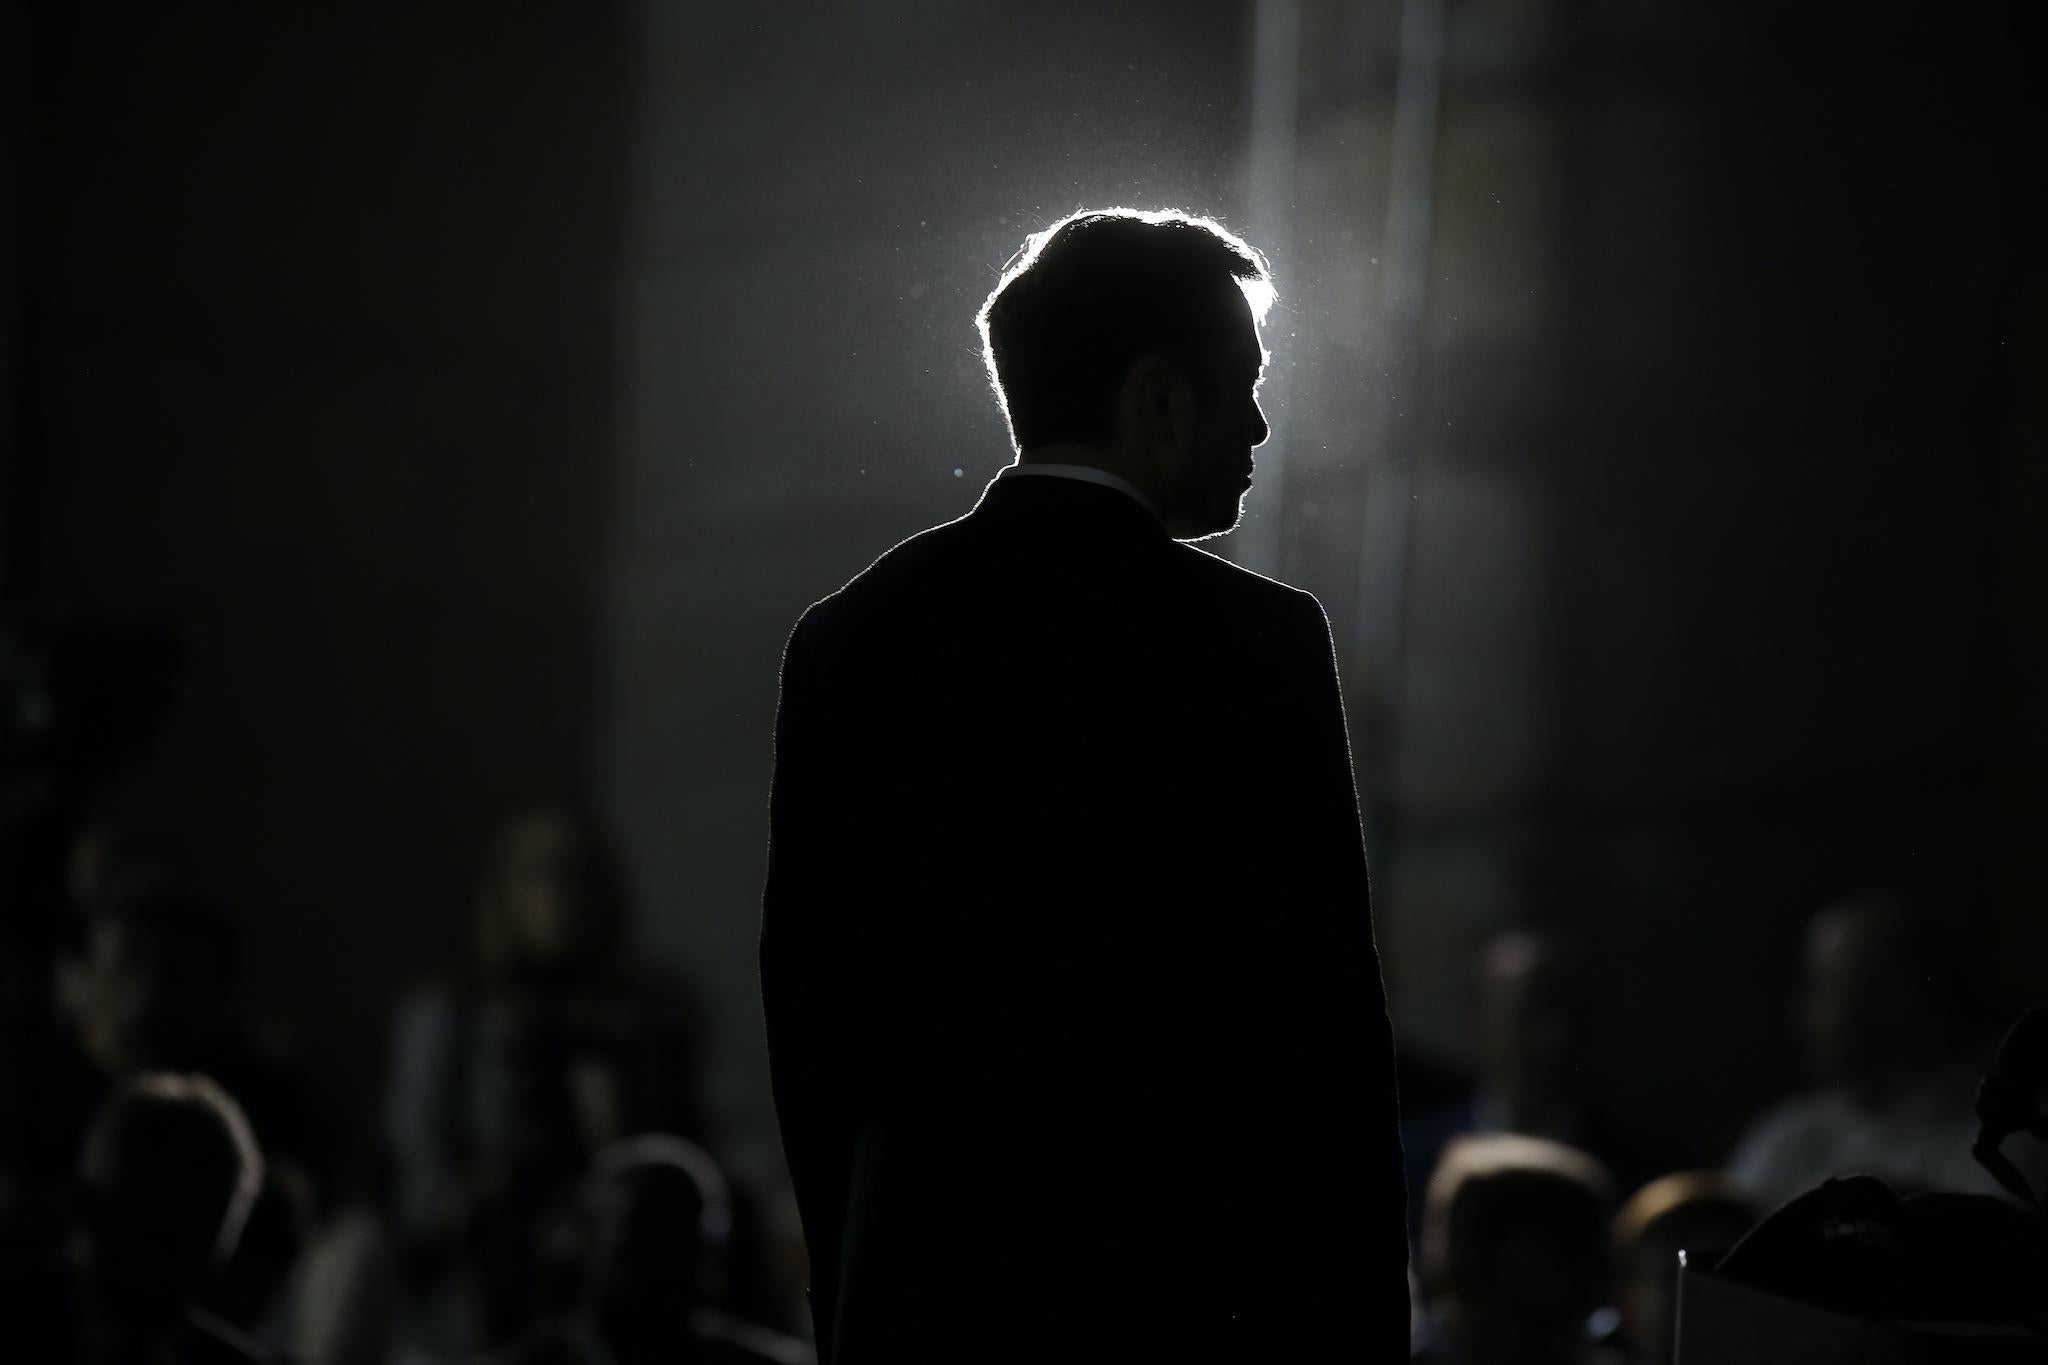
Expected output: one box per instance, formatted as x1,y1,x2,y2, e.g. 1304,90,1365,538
1354,0,1445,818
1238,0,1301,579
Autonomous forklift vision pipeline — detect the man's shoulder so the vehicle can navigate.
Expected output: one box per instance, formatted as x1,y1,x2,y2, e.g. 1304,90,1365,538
787,514,975,644
1166,540,1324,622
787,517,1327,658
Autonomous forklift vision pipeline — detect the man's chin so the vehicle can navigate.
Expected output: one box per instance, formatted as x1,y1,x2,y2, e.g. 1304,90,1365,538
1171,504,1246,543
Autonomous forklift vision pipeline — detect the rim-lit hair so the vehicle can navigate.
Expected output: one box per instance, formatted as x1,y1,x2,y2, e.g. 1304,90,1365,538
1612,1170,1757,1261
976,207,1274,452
579,1133,736,1301
92,1071,266,1264
1421,1133,1614,1293
586,1132,735,1246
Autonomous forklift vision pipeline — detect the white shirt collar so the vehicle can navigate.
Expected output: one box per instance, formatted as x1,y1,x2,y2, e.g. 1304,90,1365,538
995,461,1164,526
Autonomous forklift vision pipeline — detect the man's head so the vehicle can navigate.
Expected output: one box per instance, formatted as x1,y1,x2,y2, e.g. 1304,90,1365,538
1421,1134,1614,1365
78,1072,264,1326
1798,894,1964,1105
1476,932,1585,1125
978,208,1274,541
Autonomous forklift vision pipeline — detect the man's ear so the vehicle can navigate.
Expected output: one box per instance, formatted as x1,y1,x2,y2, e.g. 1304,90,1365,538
1123,352,1190,454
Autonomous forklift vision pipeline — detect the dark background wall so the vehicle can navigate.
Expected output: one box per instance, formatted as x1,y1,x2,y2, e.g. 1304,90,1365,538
4,4,635,1174
3,0,2040,1170
1277,0,2045,1148
1529,0,2042,1145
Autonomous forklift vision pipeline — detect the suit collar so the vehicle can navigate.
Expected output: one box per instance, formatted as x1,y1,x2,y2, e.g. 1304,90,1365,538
972,468,1172,543
994,461,1164,524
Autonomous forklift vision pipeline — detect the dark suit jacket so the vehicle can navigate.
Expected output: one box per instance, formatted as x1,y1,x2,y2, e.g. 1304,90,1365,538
760,472,1408,1363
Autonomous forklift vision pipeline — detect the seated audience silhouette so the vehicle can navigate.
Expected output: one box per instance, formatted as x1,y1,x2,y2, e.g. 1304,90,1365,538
1402,932,1694,1242
1727,894,2008,1206
491,1134,812,1365
0,791,100,1255
384,803,709,1354
65,864,335,1343
1610,1172,1758,1365
1412,1134,1625,1365
3,1073,278,1363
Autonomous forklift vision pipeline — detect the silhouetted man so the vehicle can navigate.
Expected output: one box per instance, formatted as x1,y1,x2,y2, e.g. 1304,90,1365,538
760,209,1408,1362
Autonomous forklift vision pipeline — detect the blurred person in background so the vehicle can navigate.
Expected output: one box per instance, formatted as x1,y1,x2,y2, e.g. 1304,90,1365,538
0,792,100,1255
64,865,343,1343
1412,1133,1624,1365
1608,1172,1757,1365
0,615,175,1256
1727,894,2008,1207
384,803,709,1357
69,865,323,1165
492,1134,811,1365
1,1072,276,1364
1402,933,1695,1245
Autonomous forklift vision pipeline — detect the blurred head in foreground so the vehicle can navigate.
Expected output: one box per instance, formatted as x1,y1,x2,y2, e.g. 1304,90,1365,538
1421,1133,1614,1365
78,1072,263,1330
1612,1172,1759,1365
577,1135,732,1335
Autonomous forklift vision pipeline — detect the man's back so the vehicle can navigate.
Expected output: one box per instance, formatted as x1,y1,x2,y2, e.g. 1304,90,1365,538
762,474,1408,1362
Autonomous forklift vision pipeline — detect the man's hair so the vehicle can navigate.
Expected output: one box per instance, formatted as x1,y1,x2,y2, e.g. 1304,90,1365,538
1420,1133,1614,1293
976,208,1274,451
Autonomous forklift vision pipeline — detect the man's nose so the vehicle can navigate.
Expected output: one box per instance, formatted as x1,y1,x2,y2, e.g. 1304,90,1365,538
1250,399,1270,448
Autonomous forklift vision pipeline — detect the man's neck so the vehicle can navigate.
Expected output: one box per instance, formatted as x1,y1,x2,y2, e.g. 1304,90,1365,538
1018,443,1156,495
1013,443,1192,536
